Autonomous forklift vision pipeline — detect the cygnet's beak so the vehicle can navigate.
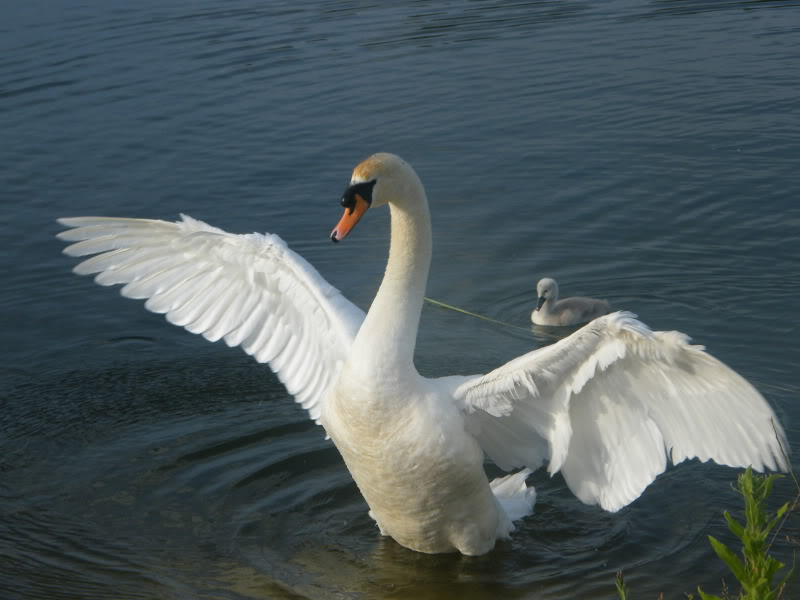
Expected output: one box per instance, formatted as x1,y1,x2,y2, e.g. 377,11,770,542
536,296,546,311
331,193,369,242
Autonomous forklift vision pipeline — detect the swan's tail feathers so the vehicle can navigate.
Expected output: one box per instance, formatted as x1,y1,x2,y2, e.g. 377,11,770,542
490,468,536,538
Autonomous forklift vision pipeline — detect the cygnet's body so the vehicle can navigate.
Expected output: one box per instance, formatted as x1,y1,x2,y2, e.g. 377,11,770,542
531,277,611,326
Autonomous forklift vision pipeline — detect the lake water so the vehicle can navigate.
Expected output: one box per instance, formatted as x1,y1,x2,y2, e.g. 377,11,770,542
3,1,800,598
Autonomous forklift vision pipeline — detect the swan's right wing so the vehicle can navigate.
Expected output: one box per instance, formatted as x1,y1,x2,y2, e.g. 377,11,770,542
57,215,365,423
452,312,788,512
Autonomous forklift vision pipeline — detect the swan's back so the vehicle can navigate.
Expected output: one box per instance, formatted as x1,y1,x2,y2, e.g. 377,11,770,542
555,296,611,324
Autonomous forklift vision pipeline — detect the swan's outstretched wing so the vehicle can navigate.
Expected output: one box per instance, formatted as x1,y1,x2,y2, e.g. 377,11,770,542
57,215,365,423
452,311,788,512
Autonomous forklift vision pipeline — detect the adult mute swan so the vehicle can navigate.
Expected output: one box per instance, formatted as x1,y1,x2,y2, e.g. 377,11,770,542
58,152,788,556
532,277,611,326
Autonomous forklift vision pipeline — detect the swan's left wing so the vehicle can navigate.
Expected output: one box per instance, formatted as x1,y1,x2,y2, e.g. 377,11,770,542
57,215,365,424
452,311,788,512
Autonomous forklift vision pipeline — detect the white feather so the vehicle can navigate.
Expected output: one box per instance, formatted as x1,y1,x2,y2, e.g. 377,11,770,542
57,215,365,422
455,311,788,512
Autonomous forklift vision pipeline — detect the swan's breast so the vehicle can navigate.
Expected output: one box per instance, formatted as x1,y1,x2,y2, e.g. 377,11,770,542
323,374,480,481
321,374,499,553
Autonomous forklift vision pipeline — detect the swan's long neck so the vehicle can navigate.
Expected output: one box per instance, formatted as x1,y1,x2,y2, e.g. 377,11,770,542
353,186,431,377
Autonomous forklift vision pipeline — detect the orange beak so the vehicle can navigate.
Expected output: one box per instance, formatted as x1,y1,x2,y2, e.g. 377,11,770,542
330,193,370,242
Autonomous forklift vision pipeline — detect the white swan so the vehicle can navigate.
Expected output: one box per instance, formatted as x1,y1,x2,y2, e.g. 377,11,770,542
57,152,788,556
532,277,611,326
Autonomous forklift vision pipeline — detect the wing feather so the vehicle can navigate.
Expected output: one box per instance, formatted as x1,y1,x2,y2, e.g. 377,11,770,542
454,312,788,512
199,280,247,342
58,215,365,424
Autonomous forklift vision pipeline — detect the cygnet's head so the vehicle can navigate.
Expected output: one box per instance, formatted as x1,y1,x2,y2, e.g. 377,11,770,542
331,153,422,242
536,277,559,310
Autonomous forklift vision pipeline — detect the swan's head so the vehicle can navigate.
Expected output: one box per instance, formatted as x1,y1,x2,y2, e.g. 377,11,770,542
536,278,559,310
331,153,421,242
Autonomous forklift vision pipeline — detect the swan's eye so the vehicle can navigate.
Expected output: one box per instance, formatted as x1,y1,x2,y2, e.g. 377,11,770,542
341,179,377,211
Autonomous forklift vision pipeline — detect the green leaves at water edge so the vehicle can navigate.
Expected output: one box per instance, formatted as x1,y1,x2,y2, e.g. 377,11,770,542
615,570,629,600
707,535,748,585
617,467,794,599
697,467,793,600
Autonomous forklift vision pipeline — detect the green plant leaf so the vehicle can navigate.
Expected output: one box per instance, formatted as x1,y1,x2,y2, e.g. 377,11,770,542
696,587,723,600
723,511,745,540
624,469,792,600
615,570,628,600
708,535,748,583
766,502,790,533
764,557,787,581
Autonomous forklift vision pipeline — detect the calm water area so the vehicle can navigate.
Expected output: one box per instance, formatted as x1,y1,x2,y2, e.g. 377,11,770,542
2,1,800,598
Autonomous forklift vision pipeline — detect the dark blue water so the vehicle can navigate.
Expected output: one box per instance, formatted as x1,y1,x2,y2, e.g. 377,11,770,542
3,1,800,598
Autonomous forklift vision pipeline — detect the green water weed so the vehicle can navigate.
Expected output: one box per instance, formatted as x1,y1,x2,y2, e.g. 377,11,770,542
697,467,792,600
616,467,795,600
